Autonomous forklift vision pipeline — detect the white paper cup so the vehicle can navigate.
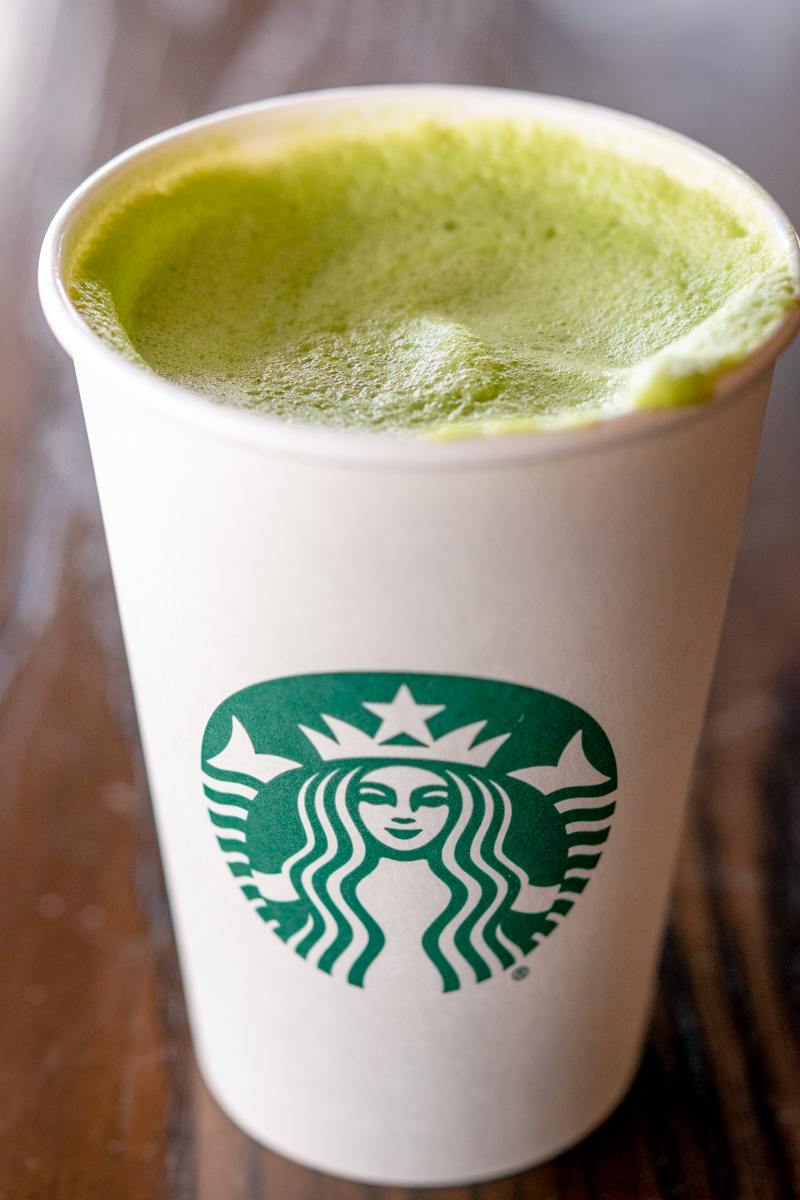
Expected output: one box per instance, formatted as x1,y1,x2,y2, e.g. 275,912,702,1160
39,87,800,1186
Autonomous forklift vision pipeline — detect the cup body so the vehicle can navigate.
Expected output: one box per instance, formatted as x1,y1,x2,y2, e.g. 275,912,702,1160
39,86,800,1186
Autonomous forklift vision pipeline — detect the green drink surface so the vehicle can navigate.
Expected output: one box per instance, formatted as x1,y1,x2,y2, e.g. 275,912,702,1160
68,117,799,436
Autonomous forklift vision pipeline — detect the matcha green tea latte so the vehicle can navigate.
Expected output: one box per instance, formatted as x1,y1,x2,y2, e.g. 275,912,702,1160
40,89,800,1187
66,115,798,437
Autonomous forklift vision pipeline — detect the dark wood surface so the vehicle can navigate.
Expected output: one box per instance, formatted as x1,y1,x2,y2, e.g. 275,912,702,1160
2,2,800,1196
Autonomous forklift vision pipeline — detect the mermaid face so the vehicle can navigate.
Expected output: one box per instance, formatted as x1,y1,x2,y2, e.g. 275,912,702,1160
357,765,451,851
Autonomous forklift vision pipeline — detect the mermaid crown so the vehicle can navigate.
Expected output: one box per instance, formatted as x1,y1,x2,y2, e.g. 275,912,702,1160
299,683,509,768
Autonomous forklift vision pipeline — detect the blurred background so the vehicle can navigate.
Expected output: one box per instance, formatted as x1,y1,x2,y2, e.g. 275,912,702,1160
2,2,800,1196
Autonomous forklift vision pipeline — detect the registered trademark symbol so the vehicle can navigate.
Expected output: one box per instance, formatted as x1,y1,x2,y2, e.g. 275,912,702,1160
511,966,529,981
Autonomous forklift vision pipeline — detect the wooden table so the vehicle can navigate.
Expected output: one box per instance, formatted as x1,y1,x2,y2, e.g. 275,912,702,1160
2,2,800,1195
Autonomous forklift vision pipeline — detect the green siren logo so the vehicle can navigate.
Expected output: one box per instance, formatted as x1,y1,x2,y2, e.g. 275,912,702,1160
201,673,617,992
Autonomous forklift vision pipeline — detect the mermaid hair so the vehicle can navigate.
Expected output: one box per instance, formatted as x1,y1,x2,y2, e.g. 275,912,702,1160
282,762,528,991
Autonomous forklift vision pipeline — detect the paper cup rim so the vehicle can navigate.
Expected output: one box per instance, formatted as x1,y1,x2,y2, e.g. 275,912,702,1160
38,84,800,471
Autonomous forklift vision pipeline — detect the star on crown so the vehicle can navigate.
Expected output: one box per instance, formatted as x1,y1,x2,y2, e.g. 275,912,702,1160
298,684,510,767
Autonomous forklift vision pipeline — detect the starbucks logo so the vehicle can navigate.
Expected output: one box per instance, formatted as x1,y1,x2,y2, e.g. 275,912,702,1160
201,672,617,992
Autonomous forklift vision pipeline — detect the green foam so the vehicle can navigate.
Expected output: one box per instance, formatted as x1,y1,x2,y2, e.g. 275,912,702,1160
68,118,798,436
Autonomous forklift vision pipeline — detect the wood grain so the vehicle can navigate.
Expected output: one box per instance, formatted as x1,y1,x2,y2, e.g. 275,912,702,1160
2,1,800,1195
